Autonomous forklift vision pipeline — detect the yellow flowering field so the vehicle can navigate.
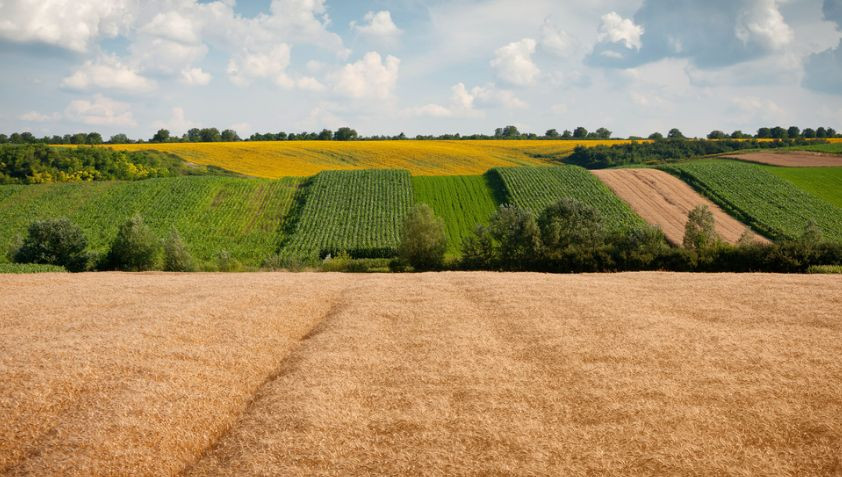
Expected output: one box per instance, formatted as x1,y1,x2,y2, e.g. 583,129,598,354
107,140,630,177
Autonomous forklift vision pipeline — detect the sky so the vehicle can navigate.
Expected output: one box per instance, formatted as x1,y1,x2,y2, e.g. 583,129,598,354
0,0,841,139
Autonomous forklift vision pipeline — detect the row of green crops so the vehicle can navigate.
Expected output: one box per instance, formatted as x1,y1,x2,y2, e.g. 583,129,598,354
0,176,302,266
280,169,413,258
761,166,842,209
492,166,645,231
412,175,500,256
661,160,842,242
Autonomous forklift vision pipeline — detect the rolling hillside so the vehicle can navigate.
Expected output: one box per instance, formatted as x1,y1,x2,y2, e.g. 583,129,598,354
0,176,302,266
103,140,627,177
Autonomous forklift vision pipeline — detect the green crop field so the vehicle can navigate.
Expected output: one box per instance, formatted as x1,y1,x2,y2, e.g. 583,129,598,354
662,160,842,242
412,175,500,255
493,166,645,230
761,166,842,209
281,169,413,258
790,142,842,154
0,176,302,266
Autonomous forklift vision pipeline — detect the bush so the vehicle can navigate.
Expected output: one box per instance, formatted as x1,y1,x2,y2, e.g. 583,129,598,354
163,228,195,272
399,203,447,271
215,250,242,272
683,205,719,251
12,218,89,272
105,214,161,271
539,198,605,257
0,263,67,274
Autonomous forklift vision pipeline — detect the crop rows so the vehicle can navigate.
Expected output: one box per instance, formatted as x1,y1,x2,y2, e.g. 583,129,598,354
0,176,302,266
282,169,413,258
493,166,645,230
762,165,842,209
662,160,842,242
412,175,500,255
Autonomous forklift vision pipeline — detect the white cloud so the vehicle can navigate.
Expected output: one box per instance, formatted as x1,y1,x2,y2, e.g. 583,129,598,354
408,82,526,117
180,67,212,86
65,95,136,127
227,44,292,87
490,38,540,86
736,0,794,51
597,12,644,50
61,56,156,94
153,107,194,135
332,52,400,99
0,0,134,52
352,11,401,38
540,18,572,57
19,111,61,122
296,76,326,92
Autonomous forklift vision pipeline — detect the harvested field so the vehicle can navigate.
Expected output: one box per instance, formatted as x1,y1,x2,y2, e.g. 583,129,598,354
725,151,842,167
3,272,842,476
592,168,768,244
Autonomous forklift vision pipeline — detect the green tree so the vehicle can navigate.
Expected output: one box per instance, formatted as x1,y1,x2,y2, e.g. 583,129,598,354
105,214,161,271
802,128,816,138
561,129,573,139
489,205,541,267
683,205,719,251
594,127,612,139
86,132,103,144
163,228,195,272
199,128,221,142
220,129,240,142
770,126,787,139
757,127,772,138
151,129,170,143
545,128,560,138
649,132,664,140
538,198,605,257
707,130,726,139
573,126,588,138
667,128,685,139
399,203,447,270
787,126,801,138
12,218,89,272
109,133,130,144
317,129,333,140
334,127,358,141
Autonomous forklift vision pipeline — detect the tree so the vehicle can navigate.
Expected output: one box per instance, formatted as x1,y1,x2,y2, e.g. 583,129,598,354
163,228,195,272
561,129,573,139
802,128,816,138
545,129,559,138
0,134,7,144
757,127,772,138
86,132,103,145
770,126,787,139
648,132,664,140
109,133,130,144
816,127,828,138
501,125,520,138
787,126,801,138
151,129,171,143
573,126,588,139
220,129,240,142
199,128,221,142
70,133,87,144
538,198,605,257
707,130,726,139
317,129,333,140
594,127,612,139
398,204,447,270
334,127,358,141
186,128,202,142
105,214,161,271
730,130,745,139
683,205,718,251
827,127,837,137
489,205,541,267
667,128,685,139
12,218,89,272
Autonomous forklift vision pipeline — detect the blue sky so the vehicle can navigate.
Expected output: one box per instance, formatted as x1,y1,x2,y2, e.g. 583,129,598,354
1,0,841,139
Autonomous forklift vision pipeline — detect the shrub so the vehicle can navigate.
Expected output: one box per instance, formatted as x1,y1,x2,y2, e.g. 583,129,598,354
12,218,89,272
163,228,195,272
105,214,161,271
539,198,605,257
0,263,67,274
683,205,719,251
399,203,447,271
215,250,242,272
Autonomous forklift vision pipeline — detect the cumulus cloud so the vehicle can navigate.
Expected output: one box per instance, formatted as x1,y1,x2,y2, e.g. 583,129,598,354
227,44,292,87
408,82,526,118
0,0,134,52
351,11,401,39
61,56,156,93
588,0,794,69
19,111,61,122
491,38,540,86
153,107,194,134
180,67,212,86
540,18,572,57
65,95,136,126
332,52,400,99
803,0,842,94
824,0,842,28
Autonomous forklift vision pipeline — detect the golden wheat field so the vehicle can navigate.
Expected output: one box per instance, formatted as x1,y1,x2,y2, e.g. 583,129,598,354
2,272,841,476
107,140,627,177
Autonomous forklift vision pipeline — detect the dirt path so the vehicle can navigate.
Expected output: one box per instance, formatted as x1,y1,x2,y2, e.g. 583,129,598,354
2,272,841,476
725,151,842,167
592,168,768,245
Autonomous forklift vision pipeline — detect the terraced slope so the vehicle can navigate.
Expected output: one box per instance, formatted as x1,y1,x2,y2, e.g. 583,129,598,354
662,160,842,242
104,140,630,177
761,166,842,209
412,175,500,255
281,169,413,258
0,176,302,266
494,166,645,230
593,168,768,244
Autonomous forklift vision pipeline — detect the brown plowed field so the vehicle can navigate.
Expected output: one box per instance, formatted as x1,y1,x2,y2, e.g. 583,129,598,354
592,168,768,245
726,151,842,167
2,272,842,476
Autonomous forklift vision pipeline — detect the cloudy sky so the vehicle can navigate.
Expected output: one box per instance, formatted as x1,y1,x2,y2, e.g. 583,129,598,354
1,0,841,139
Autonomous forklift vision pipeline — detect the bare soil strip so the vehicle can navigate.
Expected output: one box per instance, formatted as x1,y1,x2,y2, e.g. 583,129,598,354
3,272,841,476
592,168,767,245
725,151,842,167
